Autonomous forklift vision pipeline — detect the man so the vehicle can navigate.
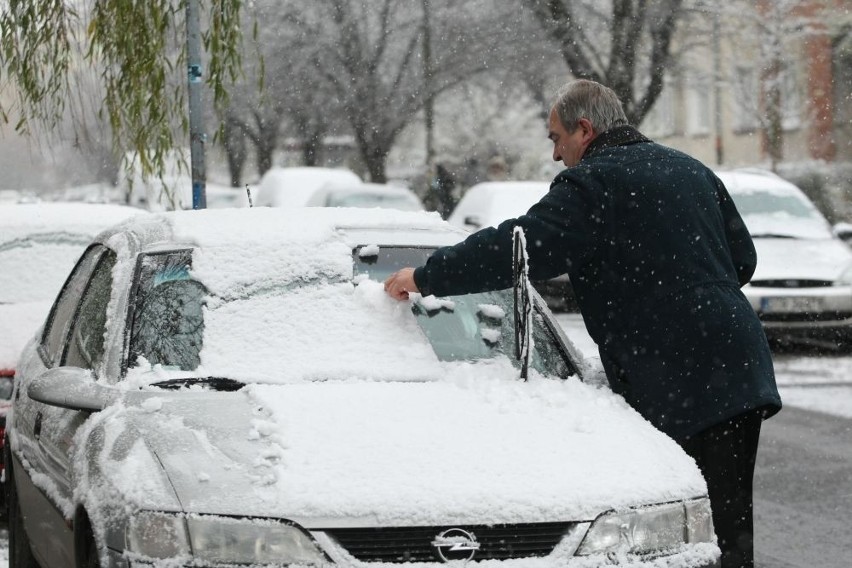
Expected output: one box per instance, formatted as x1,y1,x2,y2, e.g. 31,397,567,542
384,79,781,568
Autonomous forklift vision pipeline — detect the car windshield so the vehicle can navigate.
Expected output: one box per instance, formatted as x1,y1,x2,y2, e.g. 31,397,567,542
730,191,820,220
327,192,420,211
126,246,574,383
0,233,92,303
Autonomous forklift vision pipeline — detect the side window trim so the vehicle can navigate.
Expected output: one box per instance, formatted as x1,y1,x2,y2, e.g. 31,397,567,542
60,249,118,371
38,244,105,368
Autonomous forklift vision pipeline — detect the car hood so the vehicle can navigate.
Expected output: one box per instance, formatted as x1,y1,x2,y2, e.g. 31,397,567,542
104,368,705,528
751,237,852,282
0,301,51,371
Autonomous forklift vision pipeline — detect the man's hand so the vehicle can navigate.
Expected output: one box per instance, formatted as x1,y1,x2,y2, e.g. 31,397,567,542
384,267,419,301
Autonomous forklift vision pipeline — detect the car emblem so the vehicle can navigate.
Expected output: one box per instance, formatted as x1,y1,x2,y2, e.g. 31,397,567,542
431,528,480,562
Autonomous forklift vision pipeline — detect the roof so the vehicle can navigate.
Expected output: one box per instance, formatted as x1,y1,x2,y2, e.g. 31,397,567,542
99,206,464,255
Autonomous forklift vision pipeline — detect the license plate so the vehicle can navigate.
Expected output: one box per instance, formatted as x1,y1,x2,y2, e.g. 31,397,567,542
760,296,824,313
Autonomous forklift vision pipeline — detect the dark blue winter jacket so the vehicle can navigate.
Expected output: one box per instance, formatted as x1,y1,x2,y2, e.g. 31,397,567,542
413,126,781,440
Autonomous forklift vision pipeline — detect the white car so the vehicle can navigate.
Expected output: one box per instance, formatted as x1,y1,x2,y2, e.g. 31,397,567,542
449,181,575,312
252,166,362,207
0,202,142,377
304,182,424,211
718,169,852,349
448,181,550,231
7,207,718,567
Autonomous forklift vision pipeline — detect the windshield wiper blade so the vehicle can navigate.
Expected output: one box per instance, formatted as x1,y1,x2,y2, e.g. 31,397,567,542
750,233,797,239
151,377,245,391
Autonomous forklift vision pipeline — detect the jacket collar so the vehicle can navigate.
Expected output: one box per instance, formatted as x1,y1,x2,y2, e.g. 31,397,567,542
583,125,650,160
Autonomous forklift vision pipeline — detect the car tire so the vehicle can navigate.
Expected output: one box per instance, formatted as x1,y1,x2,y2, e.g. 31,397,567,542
7,455,40,568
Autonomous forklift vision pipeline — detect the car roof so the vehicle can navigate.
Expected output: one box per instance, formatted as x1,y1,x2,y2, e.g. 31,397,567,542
96,207,467,255
715,169,805,197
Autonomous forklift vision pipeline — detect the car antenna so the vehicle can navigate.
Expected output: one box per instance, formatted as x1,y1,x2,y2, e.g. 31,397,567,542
245,184,254,207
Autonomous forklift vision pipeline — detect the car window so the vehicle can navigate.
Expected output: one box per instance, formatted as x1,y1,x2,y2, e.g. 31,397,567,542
63,250,117,370
41,245,104,366
355,246,576,378
128,250,205,371
124,246,575,381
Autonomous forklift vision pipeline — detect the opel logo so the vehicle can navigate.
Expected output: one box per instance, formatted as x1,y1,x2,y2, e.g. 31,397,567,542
431,528,480,562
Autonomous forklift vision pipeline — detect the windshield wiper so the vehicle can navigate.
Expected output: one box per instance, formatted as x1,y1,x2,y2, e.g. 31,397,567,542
750,233,797,239
151,377,245,391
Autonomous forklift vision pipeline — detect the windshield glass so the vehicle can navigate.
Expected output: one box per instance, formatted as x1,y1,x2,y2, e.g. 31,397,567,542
126,246,574,383
0,233,92,303
730,191,821,220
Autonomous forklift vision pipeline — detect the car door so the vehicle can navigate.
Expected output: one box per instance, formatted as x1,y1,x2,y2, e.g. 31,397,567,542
11,244,114,568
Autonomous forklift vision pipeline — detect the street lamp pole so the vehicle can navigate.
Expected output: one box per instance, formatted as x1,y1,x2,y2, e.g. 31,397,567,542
186,0,207,209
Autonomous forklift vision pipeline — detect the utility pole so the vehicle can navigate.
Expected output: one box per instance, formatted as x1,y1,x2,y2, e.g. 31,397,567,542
422,0,434,168
712,6,724,166
186,0,207,209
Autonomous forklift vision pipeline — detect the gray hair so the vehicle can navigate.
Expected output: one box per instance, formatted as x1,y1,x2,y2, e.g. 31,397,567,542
551,79,628,133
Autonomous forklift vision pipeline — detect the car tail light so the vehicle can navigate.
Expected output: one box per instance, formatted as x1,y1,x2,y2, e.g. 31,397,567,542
0,369,13,378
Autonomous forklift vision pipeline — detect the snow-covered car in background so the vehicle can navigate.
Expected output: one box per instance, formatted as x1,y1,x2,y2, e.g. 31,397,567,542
718,169,852,349
449,181,576,312
0,202,141,518
304,182,424,211
7,208,718,568
0,203,142,377
252,166,362,207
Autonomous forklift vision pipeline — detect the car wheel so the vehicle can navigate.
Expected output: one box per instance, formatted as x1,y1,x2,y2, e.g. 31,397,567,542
7,458,40,568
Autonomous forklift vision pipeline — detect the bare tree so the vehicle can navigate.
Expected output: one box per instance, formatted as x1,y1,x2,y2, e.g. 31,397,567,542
522,0,686,125
248,0,513,183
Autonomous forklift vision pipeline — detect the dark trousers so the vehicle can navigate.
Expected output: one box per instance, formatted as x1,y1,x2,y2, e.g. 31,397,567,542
677,410,763,568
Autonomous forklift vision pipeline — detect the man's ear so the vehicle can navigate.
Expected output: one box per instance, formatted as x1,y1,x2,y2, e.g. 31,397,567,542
577,118,597,145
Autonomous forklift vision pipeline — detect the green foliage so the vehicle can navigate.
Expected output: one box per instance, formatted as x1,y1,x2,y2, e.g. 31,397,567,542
0,0,244,184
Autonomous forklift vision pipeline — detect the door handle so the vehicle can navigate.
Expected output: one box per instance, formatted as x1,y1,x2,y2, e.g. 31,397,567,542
34,412,43,441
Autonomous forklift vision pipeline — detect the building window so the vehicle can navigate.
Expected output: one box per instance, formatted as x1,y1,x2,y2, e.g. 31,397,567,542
685,74,711,136
732,66,759,132
640,78,676,137
780,65,801,131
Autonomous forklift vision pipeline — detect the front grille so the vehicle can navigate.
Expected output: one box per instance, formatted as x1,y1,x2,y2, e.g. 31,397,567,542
750,279,833,288
325,522,575,563
760,311,852,323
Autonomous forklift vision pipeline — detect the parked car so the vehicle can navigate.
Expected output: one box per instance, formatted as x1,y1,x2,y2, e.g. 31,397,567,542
0,202,142,516
449,181,576,312
304,182,424,211
7,207,718,567
0,203,143,377
252,166,362,208
717,169,852,350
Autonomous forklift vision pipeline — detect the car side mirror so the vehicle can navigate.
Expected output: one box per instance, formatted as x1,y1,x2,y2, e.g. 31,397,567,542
28,367,117,412
464,215,482,229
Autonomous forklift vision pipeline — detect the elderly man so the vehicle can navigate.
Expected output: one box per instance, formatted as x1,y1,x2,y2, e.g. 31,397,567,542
384,79,781,568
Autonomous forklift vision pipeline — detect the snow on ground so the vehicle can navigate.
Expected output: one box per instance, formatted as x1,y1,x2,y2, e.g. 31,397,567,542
554,313,852,420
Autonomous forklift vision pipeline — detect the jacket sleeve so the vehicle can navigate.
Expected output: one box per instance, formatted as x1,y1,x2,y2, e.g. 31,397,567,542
713,174,757,286
414,173,602,297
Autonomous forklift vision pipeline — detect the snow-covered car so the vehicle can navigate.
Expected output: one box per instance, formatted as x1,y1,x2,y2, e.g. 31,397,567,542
0,202,142,518
718,169,852,349
449,181,576,312
252,166,362,208
7,208,718,568
304,182,424,211
0,202,143,377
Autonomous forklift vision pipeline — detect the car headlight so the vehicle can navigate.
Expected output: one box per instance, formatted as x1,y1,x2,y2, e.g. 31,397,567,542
576,498,714,557
125,511,327,565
